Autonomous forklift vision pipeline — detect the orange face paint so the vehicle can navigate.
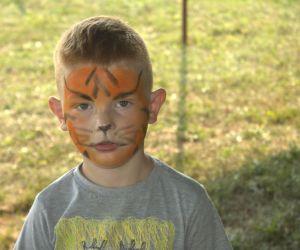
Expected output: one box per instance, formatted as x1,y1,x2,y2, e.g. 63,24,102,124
63,66,150,168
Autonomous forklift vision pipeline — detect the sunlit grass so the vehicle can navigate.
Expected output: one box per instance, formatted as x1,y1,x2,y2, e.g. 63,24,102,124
1,0,299,248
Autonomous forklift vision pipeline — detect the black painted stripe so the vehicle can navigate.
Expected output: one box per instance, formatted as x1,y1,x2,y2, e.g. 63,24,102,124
85,67,97,86
64,77,93,101
83,150,90,159
94,75,111,97
104,68,118,86
141,107,150,118
113,70,143,100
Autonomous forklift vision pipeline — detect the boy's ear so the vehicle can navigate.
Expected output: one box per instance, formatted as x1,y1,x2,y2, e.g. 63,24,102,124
148,88,166,124
48,96,67,131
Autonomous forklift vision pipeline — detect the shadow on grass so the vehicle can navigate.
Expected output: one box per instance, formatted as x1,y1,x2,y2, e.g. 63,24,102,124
176,44,188,171
205,145,300,250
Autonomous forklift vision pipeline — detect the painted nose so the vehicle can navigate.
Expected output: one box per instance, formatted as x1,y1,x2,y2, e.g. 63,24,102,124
98,124,112,133
96,107,113,133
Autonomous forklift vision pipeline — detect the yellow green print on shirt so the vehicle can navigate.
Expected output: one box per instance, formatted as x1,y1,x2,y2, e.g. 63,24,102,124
54,216,175,250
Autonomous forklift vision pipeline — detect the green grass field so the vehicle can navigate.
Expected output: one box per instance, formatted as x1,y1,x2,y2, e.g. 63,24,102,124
1,0,299,249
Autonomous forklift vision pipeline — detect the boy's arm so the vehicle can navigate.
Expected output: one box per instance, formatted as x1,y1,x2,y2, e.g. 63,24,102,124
14,196,53,250
185,188,233,250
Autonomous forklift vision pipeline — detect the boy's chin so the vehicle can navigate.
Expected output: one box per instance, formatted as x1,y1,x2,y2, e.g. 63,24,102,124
81,146,140,169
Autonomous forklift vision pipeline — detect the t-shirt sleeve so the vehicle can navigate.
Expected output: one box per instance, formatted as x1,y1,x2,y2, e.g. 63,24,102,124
13,196,53,250
185,187,233,250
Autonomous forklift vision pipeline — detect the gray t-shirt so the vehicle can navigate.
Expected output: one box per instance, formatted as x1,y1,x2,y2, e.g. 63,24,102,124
14,158,232,250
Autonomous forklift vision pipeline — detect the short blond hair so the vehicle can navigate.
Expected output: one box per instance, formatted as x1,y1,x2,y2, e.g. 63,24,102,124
54,16,152,93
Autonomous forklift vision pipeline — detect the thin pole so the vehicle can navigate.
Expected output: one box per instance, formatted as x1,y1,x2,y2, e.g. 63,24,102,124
182,0,187,45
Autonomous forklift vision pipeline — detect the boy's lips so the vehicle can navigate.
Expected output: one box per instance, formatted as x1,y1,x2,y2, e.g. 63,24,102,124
92,141,119,152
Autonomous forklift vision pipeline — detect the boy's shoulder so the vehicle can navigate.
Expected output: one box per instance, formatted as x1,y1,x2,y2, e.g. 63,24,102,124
35,159,207,205
35,167,78,205
153,158,207,199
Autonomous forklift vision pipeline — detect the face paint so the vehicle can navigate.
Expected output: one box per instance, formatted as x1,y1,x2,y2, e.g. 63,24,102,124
63,66,150,168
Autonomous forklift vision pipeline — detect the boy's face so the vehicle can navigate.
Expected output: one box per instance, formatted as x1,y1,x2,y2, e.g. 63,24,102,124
61,65,152,168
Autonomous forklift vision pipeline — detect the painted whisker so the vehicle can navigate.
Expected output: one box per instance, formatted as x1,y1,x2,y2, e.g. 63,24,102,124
76,136,90,144
74,127,93,133
64,113,77,122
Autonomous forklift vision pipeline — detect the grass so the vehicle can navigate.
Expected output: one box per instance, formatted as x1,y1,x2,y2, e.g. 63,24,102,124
1,0,300,249
207,145,300,249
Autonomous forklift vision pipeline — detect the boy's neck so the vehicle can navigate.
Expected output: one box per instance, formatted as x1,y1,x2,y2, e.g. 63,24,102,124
80,149,154,188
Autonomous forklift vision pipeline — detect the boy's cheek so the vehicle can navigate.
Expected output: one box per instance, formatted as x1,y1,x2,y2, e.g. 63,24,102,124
135,126,148,145
67,121,86,153
63,97,77,113
132,117,149,144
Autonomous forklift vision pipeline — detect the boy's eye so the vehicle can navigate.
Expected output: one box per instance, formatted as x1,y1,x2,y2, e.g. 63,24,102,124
117,100,131,108
76,103,91,111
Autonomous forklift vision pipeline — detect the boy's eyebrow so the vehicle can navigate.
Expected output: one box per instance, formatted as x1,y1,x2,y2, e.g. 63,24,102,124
113,91,134,100
75,92,94,101
113,70,142,100
64,78,94,101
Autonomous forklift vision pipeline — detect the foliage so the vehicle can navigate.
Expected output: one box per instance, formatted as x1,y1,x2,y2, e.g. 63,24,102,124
0,0,299,249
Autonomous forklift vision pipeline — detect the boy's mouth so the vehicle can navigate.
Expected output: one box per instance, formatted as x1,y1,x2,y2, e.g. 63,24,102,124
92,141,119,152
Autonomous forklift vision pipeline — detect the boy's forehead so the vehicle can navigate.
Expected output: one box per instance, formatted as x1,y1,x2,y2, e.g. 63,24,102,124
61,63,148,102
63,61,141,79
66,65,138,84
57,60,152,101
67,64,136,79
60,63,141,90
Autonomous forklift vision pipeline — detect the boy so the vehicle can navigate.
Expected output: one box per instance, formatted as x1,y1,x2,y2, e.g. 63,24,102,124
14,16,232,250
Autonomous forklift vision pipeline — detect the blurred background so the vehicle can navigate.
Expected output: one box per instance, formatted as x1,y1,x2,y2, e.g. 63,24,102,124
0,0,299,249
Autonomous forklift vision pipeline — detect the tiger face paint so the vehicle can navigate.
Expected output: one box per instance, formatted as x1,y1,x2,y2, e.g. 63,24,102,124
63,66,150,168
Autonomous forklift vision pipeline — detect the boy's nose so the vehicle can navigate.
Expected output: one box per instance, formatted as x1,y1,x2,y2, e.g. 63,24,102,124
98,124,111,133
95,108,113,133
